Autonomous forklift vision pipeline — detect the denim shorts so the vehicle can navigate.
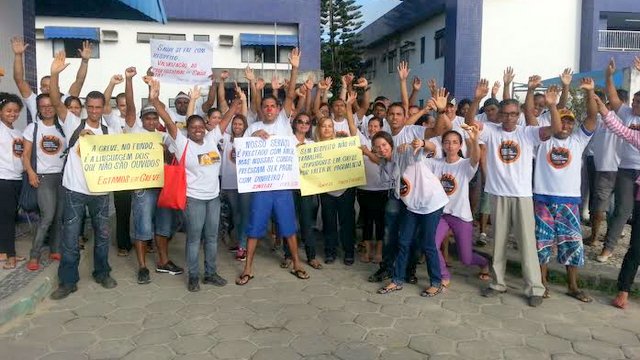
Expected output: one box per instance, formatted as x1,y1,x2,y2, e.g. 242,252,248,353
130,189,175,241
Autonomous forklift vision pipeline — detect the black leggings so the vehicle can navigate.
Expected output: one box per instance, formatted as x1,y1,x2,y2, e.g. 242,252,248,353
618,200,640,292
0,179,21,257
357,189,387,241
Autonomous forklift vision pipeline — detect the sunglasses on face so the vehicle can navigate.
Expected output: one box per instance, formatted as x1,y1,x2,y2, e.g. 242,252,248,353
296,120,310,125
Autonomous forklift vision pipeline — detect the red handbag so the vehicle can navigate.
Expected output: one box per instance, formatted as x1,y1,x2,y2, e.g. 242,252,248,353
157,142,188,210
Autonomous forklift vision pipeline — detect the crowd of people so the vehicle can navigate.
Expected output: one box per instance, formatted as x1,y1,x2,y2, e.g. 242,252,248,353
1,35,640,309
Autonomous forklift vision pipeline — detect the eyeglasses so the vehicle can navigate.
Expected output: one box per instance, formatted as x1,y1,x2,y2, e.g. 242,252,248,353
501,112,520,118
296,120,310,125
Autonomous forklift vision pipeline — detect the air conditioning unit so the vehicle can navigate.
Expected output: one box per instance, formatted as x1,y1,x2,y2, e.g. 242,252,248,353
102,30,118,42
219,35,233,47
35,28,45,40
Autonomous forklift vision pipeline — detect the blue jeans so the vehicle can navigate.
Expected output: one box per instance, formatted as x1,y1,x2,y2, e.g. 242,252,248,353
222,189,251,248
184,196,220,279
58,189,111,286
381,195,403,272
393,207,444,286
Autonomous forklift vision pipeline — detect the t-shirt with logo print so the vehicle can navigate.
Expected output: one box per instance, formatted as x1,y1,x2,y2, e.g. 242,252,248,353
23,121,67,174
616,104,640,170
172,127,223,200
0,121,24,180
533,125,593,200
479,122,544,197
427,158,478,222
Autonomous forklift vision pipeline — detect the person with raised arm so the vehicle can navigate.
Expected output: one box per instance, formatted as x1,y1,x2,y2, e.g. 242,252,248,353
12,37,91,121
466,79,562,307
23,91,67,271
150,78,237,291
596,57,640,263
48,51,122,300
502,66,514,100
236,48,310,285
533,78,597,303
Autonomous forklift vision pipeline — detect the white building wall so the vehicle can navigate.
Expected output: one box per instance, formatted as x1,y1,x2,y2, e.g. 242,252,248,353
364,14,445,105
480,0,582,98
0,0,27,128
35,17,298,109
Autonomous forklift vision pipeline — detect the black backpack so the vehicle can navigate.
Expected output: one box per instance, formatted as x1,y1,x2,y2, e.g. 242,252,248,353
61,119,108,168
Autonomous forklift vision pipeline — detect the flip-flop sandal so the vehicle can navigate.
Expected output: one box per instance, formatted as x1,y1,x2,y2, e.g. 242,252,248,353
377,284,403,294
308,260,323,270
291,269,310,280
280,258,292,269
235,274,254,286
612,297,628,309
420,285,444,297
567,290,593,303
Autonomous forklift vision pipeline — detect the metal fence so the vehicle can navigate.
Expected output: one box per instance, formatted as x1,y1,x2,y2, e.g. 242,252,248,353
598,30,640,51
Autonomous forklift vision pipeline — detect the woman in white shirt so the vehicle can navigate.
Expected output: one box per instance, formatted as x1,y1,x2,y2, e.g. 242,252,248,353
220,114,250,261
429,127,489,287
375,131,449,297
0,93,25,269
149,81,237,292
317,93,359,265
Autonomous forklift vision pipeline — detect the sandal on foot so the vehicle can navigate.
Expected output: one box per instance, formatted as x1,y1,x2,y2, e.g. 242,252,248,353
117,249,129,257
291,269,310,280
377,283,403,294
478,272,491,281
280,258,292,269
235,274,254,286
543,288,551,299
567,290,592,303
308,259,323,270
26,260,40,271
3,259,17,270
612,297,628,309
420,285,444,297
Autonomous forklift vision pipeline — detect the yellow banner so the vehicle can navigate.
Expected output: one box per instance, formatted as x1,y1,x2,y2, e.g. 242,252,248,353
79,133,165,192
297,136,366,196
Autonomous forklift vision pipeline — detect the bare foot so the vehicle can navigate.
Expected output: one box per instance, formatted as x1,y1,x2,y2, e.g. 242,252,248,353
612,291,629,309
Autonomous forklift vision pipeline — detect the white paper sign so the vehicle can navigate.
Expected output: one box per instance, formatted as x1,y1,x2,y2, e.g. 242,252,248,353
150,39,212,85
235,136,300,193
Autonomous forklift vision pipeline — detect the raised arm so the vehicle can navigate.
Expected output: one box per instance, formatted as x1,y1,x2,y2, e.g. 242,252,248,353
524,75,542,126
186,85,201,118
49,51,71,120
557,68,572,109
124,67,137,128
409,76,421,106
303,76,314,115
605,58,623,112
149,79,178,140
405,99,435,125
11,36,32,98
580,77,597,133
234,82,248,117
462,123,481,167
345,91,359,136
594,94,640,148
219,98,242,133
283,47,300,117
542,86,563,139
425,88,452,138
201,72,217,113
67,40,92,97
466,79,489,128
217,70,229,113
313,77,331,119
502,67,514,100
398,61,410,115
294,85,307,115
491,81,501,100
103,74,123,115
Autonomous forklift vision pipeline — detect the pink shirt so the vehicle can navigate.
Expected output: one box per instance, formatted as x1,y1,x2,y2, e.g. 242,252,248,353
602,110,640,199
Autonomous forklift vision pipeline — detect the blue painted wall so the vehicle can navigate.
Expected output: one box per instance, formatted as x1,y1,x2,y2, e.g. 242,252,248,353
581,0,640,72
163,0,321,71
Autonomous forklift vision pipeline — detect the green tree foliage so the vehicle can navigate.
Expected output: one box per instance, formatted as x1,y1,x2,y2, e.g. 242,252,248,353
321,0,364,93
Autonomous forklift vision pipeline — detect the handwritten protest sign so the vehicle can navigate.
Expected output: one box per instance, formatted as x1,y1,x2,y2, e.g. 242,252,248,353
298,136,366,196
150,39,212,85
235,136,300,193
79,133,164,192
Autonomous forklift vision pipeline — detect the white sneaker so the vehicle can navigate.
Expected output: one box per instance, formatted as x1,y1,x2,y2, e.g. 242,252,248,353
476,233,488,246
596,252,612,263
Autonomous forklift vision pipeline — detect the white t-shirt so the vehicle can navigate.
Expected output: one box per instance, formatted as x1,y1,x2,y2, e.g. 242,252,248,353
534,126,592,198
590,114,621,171
393,150,449,214
172,127,223,200
427,158,478,222
221,133,239,190
0,121,24,180
245,109,293,137
358,132,387,191
23,92,69,123
476,112,526,127
358,114,391,135
479,123,543,197
616,104,640,170
333,118,351,138
61,113,121,195
22,121,66,174
392,125,426,146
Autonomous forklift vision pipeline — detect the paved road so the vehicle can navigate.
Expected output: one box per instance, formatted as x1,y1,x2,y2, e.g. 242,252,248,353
1,234,640,360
